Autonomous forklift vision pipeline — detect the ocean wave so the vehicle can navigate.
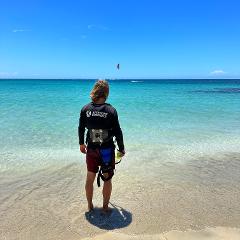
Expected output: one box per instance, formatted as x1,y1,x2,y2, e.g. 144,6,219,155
191,87,240,93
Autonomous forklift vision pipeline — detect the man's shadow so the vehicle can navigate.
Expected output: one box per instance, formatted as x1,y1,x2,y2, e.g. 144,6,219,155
85,202,132,230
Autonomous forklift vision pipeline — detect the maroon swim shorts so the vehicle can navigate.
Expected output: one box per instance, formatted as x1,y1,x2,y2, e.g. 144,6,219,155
86,147,115,173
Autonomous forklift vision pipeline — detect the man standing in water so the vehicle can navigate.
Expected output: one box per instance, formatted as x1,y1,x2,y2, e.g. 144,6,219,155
78,80,125,212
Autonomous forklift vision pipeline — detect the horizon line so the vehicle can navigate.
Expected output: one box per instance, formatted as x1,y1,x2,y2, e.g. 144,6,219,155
1,78,240,80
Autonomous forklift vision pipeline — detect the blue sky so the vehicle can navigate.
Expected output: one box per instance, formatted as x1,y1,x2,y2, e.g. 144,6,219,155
0,0,240,79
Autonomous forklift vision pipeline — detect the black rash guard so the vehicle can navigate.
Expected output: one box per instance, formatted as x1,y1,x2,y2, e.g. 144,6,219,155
78,102,125,152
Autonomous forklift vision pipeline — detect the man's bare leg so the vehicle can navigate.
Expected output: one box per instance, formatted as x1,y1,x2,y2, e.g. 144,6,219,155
85,171,96,211
102,179,112,212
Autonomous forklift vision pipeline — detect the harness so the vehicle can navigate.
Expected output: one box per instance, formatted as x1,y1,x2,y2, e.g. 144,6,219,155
84,103,118,187
97,148,114,187
88,128,112,144
87,128,115,187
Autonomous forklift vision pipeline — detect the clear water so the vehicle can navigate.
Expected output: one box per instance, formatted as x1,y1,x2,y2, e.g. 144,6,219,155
1,79,240,239
0,79,240,173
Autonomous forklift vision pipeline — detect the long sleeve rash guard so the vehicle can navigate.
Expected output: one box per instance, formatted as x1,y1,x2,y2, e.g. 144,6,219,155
78,102,125,152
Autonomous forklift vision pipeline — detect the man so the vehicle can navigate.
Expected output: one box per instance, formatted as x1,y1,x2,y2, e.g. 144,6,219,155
78,79,125,212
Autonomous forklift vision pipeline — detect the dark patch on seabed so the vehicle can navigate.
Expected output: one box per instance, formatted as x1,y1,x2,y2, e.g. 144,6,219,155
190,87,240,93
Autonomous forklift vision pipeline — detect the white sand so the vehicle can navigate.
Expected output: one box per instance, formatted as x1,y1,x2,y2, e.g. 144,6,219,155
1,153,240,239
82,227,240,240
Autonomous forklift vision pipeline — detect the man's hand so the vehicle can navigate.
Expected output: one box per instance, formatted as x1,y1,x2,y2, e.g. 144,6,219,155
119,149,125,157
80,144,87,154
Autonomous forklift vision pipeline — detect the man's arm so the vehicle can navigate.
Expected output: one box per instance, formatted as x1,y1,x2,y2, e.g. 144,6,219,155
112,109,125,153
78,109,87,153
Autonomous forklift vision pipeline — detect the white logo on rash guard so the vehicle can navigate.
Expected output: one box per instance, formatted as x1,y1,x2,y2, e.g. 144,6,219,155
93,111,108,118
86,110,108,118
86,110,92,117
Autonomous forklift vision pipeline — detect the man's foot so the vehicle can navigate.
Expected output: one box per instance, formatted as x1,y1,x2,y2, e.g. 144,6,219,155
102,207,109,212
103,203,108,211
102,204,112,214
101,207,112,217
88,203,94,212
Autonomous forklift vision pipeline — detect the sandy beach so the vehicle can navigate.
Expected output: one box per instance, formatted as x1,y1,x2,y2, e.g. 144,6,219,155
82,227,240,240
1,151,240,240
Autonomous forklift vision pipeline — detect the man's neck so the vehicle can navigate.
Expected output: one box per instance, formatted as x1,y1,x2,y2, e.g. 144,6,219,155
94,98,106,104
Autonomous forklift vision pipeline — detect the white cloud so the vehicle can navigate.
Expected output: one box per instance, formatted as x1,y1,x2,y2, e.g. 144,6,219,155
87,24,109,31
0,72,18,77
210,70,226,75
12,29,30,33
87,24,94,29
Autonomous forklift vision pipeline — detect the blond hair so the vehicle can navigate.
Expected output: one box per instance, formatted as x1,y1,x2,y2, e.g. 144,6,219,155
90,79,109,102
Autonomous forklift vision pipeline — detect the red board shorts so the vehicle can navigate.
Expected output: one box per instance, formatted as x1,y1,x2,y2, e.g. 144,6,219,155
86,147,115,173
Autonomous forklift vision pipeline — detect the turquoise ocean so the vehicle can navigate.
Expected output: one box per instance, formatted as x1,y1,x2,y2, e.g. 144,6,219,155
1,79,240,239
1,79,240,172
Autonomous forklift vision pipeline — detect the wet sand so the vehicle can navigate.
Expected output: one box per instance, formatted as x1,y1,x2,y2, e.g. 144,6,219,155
82,227,240,240
1,152,240,239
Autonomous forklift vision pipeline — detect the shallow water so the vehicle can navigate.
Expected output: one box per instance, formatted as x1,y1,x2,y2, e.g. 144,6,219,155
0,79,240,239
1,79,240,171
